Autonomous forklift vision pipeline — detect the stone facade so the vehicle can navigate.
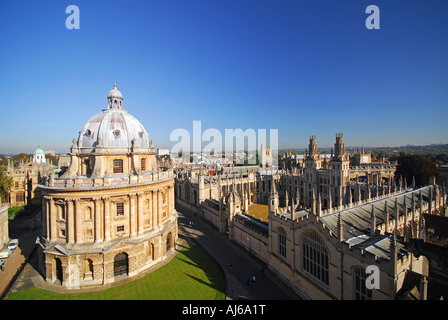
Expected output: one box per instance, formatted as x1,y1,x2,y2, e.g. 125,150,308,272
37,85,178,288
175,133,448,299
4,157,50,208
266,184,435,300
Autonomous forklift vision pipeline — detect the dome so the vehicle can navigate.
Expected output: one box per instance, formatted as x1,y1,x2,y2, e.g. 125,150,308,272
34,147,45,155
77,85,150,149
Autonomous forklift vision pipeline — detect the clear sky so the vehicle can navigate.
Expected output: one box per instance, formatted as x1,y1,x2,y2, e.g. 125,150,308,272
0,0,447,154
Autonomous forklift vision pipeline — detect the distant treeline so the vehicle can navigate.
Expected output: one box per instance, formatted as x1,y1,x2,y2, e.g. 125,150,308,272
0,153,59,167
370,144,448,165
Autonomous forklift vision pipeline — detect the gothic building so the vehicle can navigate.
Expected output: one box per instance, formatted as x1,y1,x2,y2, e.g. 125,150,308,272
279,134,397,211
267,181,444,299
4,149,52,207
177,134,397,218
175,133,447,299
37,85,178,288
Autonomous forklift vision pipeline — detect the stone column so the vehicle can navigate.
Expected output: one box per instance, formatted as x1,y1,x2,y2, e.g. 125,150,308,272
420,276,428,300
170,185,175,217
137,192,144,235
74,199,81,243
166,186,171,218
94,198,101,243
49,197,57,241
129,193,137,237
103,197,111,241
67,199,75,244
43,196,51,240
152,190,158,227
158,189,163,223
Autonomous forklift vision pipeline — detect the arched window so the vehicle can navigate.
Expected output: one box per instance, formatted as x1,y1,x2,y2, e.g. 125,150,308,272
84,259,94,280
85,207,93,220
54,258,63,284
301,231,329,285
353,267,372,300
151,243,155,260
113,252,128,277
113,159,123,173
166,232,172,252
278,228,287,258
141,158,146,171
57,205,65,220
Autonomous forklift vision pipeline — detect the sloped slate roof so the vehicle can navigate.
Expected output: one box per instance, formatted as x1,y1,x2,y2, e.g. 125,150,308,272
234,213,268,236
352,234,407,260
320,187,431,242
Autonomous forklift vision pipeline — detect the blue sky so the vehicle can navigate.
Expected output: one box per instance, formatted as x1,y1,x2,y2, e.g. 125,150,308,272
0,0,447,154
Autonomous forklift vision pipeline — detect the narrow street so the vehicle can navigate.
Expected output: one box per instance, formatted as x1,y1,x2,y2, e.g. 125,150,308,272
177,207,301,300
0,230,38,298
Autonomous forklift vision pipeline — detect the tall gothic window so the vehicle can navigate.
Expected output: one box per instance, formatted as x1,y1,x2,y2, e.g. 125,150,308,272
278,228,287,258
113,159,123,173
302,231,329,285
353,267,372,300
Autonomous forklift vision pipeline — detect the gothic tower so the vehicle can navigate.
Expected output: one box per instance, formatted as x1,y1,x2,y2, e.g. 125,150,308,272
329,133,350,208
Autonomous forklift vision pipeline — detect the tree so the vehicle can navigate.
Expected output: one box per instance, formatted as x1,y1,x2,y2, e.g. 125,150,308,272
395,154,442,187
0,169,12,203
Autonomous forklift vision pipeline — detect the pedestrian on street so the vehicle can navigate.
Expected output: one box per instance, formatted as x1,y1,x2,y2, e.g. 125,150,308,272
252,275,256,285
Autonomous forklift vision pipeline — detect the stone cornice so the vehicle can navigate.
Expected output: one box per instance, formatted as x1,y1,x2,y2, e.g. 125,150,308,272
38,175,175,194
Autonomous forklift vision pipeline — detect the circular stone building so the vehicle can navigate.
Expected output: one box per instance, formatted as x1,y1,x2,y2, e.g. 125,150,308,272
38,85,177,288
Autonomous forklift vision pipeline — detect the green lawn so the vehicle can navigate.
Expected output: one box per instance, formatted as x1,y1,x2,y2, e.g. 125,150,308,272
6,245,226,300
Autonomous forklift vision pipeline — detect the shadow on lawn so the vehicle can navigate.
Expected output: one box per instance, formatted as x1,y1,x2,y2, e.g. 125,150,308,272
179,245,226,296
